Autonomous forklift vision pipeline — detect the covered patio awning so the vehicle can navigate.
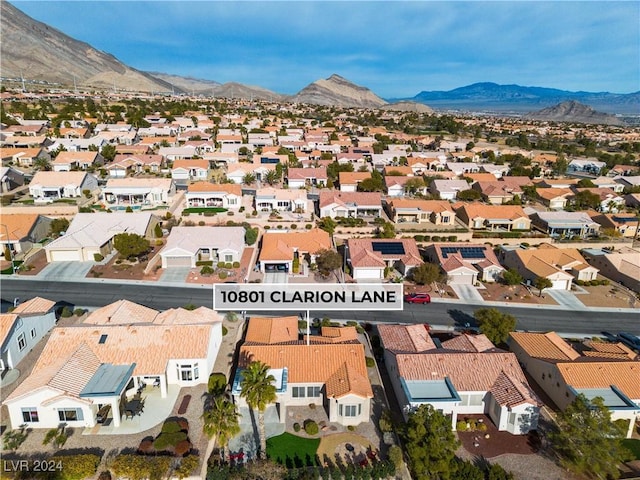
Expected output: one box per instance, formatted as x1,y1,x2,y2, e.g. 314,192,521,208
79,363,136,398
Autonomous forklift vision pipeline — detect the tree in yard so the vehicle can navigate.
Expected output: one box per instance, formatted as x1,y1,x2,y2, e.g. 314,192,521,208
456,189,482,201
33,157,52,171
553,153,568,176
576,178,596,188
201,396,241,464
548,394,629,479
404,177,426,195
572,190,601,210
239,361,277,460
314,248,343,279
100,144,117,162
317,216,337,235
375,221,396,239
534,276,553,297
154,223,163,239
49,218,70,238
403,404,460,480
244,226,258,246
242,173,256,185
113,233,150,259
265,170,278,185
502,268,523,286
474,308,517,345
411,262,441,286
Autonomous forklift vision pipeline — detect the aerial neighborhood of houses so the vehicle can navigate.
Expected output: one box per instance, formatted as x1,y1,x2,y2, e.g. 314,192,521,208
1,87,639,480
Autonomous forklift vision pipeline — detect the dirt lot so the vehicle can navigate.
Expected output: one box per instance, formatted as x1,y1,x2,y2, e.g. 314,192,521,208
15,249,49,276
479,282,559,306
574,284,639,309
404,282,459,300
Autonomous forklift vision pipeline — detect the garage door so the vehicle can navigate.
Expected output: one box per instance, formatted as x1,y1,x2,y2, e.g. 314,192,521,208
551,279,569,290
449,273,474,285
164,256,192,268
354,268,382,279
49,250,82,262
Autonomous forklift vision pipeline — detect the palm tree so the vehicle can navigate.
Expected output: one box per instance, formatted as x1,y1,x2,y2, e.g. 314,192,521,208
33,157,52,171
243,173,256,185
239,360,277,459
202,396,241,464
265,170,278,186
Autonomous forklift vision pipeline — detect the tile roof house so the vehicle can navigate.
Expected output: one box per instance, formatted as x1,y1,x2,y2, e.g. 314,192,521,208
581,247,640,293
346,238,422,281
52,151,104,172
472,181,524,205
44,212,158,262
387,199,456,226
384,175,429,197
338,172,371,192
3,303,223,430
378,324,541,434
185,182,243,210
318,191,383,219
233,317,373,426
0,297,57,371
498,244,598,291
102,178,175,208
430,179,471,201
535,188,574,210
0,147,50,167
226,162,276,184
0,213,52,257
456,204,531,232
258,229,331,274
160,226,246,269
170,159,210,183
286,167,328,189
425,243,504,284
571,188,625,213
108,154,164,177
255,187,310,213
530,211,600,239
508,331,640,437
29,171,98,202
590,213,639,238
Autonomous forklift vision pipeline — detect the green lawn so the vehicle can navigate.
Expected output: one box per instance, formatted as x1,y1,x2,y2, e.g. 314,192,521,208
266,433,320,468
622,439,640,460
182,207,227,214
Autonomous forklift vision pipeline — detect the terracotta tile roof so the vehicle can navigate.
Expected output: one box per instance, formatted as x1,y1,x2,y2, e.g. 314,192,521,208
396,351,541,406
172,159,210,170
287,167,327,180
465,173,497,182
509,331,581,362
441,334,497,353
48,343,102,397
11,297,56,315
245,316,299,344
319,191,381,209
475,181,523,196
30,171,89,187
378,324,436,353
556,362,640,400
0,314,17,346
53,151,99,163
389,199,454,213
510,245,592,279
187,182,241,195
5,323,215,402
458,203,528,221
306,326,359,343
384,166,414,176
583,341,637,360
490,370,542,407
0,213,41,241
347,238,422,269
239,343,373,399
535,188,573,201
259,229,331,261
84,300,222,325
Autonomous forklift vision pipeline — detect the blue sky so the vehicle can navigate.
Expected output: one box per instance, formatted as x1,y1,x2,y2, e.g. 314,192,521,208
12,1,640,97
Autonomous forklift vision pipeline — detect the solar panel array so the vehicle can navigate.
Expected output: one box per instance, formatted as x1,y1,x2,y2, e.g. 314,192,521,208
441,246,486,259
372,241,405,255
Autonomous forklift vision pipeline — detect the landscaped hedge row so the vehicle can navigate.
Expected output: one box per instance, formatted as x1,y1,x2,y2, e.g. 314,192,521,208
575,279,610,286
412,235,458,242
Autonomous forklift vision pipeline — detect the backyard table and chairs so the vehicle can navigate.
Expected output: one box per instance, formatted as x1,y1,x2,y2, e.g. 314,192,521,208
124,397,145,419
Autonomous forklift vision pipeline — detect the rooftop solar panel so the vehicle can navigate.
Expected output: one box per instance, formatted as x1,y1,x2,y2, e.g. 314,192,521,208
440,246,486,259
372,241,405,255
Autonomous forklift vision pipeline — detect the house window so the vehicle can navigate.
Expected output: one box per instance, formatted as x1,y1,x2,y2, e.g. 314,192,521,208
58,408,83,422
442,216,450,223
21,407,39,423
342,404,361,417
307,386,321,397
177,363,199,381
224,255,233,262
292,386,306,398
30,328,37,339
17,333,26,351
508,412,517,426
228,198,237,205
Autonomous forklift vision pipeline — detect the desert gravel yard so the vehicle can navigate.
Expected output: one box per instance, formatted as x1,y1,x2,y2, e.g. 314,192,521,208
573,284,639,309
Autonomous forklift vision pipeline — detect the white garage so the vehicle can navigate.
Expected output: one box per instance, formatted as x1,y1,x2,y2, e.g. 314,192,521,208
47,249,82,262
352,267,383,280
162,255,193,268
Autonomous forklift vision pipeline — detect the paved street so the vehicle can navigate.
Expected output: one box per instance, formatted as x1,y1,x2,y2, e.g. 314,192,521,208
1,278,638,335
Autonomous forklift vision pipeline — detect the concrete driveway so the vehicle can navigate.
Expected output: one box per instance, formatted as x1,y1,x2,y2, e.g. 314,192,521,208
546,289,587,310
227,405,284,461
159,267,191,284
38,261,94,280
451,284,484,303
264,272,288,284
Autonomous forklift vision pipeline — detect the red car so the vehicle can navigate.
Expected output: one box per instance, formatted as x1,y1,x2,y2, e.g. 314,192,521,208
404,293,431,304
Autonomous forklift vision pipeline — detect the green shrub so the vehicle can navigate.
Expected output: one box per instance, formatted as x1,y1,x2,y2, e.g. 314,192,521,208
456,420,468,431
414,235,424,242
43,428,58,446
93,253,104,262
277,224,283,229
154,431,187,450
2,428,28,451
293,422,301,432
304,420,319,435
264,225,271,230
232,261,240,268
292,257,300,274
50,454,100,480
347,425,355,431
378,411,393,433
161,420,183,434
365,357,375,368
432,235,441,241
195,260,214,266
600,279,610,286
60,306,73,318
423,235,431,241
305,224,313,229
290,223,297,229
175,455,199,479
208,373,227,395
198,220,206,226
222,325,228,336
219,271,228,280
448,235,457,242
111,455,171,480
73,308,85,316
388,445,403,471
200,265,214,275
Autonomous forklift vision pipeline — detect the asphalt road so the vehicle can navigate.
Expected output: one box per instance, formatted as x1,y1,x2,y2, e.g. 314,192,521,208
1,278,638,335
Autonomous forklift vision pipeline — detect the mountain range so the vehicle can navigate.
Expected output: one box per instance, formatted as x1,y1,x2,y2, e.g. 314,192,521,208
1,1,638,116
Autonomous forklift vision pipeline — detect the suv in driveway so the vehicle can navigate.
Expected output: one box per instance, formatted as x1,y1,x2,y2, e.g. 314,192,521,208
404,292,431,304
